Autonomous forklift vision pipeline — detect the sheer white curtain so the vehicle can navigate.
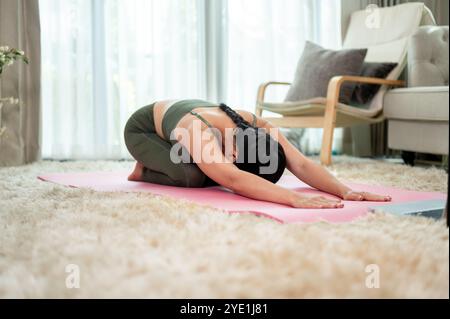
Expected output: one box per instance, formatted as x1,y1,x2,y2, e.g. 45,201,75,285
225,0,342,155
40,0,342,159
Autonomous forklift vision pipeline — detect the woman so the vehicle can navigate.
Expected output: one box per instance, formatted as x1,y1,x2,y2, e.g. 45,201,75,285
124,99,391,209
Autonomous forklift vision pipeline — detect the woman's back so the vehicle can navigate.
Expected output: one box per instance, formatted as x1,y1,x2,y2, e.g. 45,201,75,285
153,99,255,142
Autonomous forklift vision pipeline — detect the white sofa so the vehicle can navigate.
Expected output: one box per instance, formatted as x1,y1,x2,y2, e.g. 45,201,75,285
384,26,449,164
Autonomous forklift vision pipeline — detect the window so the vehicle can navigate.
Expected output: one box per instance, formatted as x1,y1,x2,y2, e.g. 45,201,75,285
40,0,342,159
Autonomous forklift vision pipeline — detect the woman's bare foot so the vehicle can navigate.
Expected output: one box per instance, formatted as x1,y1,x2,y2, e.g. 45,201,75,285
128,162,144,181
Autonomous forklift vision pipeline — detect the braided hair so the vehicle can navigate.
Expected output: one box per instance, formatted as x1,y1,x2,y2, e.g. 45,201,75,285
219,103,286,184
219,103,254,130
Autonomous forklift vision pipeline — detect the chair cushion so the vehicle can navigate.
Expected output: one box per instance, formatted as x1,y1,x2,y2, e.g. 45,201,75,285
285,41,367,105
342,2,435,114
261,98,381,118
384,86,449,121
344,3,429,49
260,100,384,127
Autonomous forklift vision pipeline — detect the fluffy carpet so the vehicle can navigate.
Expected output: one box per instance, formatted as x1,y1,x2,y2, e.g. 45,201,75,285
0,156,448,298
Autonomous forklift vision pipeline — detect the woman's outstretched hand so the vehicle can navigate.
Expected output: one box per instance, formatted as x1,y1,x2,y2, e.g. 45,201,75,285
342,190,391,202
290,194,344,209
288,190,391,208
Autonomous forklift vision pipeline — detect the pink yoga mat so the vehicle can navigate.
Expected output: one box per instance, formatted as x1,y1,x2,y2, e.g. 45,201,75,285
38,172,446,224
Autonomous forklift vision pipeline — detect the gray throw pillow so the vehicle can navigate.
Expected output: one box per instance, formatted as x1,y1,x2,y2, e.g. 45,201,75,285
350,62,398,107
285,41,368,104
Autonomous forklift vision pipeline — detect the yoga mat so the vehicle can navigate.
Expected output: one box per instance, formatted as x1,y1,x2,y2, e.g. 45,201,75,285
38,172,446,224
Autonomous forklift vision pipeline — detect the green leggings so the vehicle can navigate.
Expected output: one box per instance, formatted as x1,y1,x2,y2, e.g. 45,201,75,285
124,103,216,187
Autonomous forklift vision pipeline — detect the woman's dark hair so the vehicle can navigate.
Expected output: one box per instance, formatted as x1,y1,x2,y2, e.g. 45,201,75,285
219,103,286,184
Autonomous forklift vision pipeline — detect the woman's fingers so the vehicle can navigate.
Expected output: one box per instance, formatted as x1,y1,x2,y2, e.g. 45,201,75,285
294,191,392,208
344,192,364,201
309,202,342,209
312,196,344,208
293,196,344,209
317,200,344,208
316,196,341,203
361,192,391,202
344,191,392,202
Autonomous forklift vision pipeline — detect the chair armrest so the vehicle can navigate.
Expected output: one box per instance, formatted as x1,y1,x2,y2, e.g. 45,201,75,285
326,75,405,105
330,75,405,87
256,81,291,107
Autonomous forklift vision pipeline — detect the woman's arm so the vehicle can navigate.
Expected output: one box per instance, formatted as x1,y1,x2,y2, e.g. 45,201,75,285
177,123,343,208
252,115,391,202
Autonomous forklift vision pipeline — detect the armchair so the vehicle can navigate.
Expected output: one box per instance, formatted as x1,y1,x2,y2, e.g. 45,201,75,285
255,3,435,165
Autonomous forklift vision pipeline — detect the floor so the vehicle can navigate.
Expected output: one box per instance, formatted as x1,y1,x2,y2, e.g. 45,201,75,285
0,156,448,298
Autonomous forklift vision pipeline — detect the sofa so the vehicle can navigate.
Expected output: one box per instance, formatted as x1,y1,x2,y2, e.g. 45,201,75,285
384,26,449,164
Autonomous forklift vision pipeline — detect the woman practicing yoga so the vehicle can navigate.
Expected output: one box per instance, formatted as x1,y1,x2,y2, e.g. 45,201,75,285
124,99,391,209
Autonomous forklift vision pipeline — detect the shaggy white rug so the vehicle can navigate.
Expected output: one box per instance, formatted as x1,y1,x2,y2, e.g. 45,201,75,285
0,156,448,298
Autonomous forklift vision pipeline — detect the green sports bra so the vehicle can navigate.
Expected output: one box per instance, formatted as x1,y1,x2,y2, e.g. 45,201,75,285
162,99,257,141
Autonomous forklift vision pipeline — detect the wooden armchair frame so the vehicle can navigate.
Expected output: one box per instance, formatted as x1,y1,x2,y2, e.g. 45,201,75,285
255,76,405,166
